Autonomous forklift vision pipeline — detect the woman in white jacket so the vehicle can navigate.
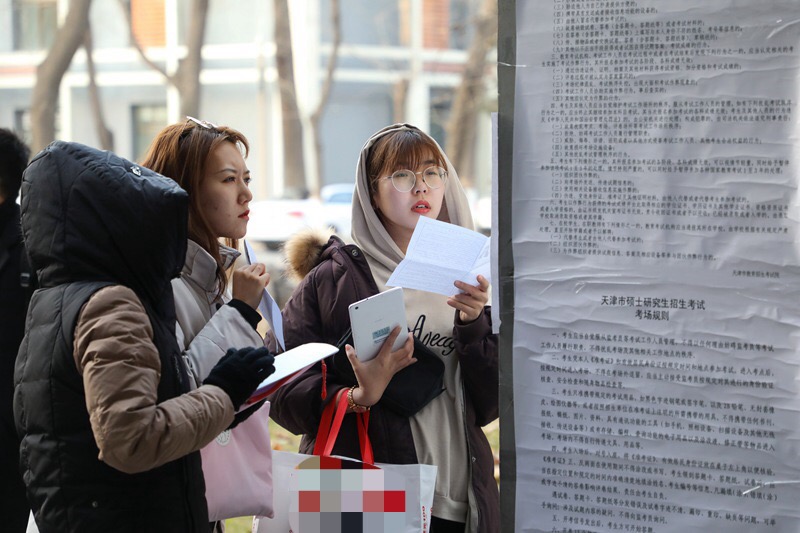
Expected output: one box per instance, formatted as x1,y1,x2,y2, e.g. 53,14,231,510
141,117,269,386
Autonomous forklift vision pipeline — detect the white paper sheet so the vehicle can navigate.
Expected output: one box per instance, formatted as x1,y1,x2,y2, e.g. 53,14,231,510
511,0,800,531
387,216,491,296
245,342,338,404
244,240,285,351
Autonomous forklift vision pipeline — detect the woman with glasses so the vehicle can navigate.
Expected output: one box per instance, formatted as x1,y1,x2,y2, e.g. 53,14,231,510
269,124,499,533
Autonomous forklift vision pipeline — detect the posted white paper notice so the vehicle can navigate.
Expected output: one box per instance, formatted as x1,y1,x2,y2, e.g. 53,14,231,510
387,216,490,297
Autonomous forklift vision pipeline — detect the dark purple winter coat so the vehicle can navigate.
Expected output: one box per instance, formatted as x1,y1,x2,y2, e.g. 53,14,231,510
269,232,499,533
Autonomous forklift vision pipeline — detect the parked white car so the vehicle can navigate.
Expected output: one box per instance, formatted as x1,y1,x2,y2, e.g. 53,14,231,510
245,183,355,249
246,198,314,250
314,183,354,240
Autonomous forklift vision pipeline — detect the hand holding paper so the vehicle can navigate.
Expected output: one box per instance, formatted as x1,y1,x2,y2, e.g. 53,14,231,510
244,240,286,351
387,216,492,297
244,342,338,406
450,274,490,323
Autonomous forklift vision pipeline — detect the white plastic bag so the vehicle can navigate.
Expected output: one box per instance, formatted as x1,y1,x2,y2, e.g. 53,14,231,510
252,450,436,533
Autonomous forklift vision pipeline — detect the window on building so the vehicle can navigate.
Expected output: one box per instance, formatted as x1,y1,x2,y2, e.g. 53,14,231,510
13,110,32,145
132,105,167,162
321,0,399,47
14,108,60,145
429,86,453,148
131,0,166,48
13,0,58,51
448,0,478,50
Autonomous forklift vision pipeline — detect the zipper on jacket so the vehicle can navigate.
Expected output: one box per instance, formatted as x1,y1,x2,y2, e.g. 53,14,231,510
461,386,481,533
172,350,201,531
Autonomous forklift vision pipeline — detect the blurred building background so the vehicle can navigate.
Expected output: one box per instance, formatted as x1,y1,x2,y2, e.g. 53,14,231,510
0,0,496,209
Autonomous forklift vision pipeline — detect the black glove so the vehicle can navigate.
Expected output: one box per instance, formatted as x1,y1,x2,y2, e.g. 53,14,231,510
204,347,276,410
228,399,267,430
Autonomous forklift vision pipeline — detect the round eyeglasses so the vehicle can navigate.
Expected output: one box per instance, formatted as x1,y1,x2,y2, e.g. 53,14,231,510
379,166,448,193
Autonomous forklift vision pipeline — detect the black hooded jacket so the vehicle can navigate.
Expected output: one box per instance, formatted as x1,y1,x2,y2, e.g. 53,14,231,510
13,141,209,532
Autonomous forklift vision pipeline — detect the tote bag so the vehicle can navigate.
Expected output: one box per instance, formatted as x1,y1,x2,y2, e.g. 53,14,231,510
201,402,274,521
253,393,437,533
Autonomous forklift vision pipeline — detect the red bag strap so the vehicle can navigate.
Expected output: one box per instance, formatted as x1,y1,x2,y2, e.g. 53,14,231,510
312,391,341,456
313,389,374,464
323,393,349,456
357,410,374,464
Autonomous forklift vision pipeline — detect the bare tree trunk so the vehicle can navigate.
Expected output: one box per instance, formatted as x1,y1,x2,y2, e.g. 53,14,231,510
393,0,411,123
30,0,93,153
273,0,307,198
309,0,341,196
84,27,114,150
120,0,169,78
177,0,209,118
444,0,497,189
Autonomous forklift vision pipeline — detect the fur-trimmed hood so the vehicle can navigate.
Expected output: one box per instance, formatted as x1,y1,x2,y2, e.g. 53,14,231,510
283,227,335,281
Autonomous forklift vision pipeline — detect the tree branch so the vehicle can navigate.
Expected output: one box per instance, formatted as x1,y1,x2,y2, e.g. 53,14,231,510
175,0,209,117
84,24,114,150
117,0,173,83
310,0,341,128
310,0,341,192
30,0,93,152
273,0,307,198
444,0,497,188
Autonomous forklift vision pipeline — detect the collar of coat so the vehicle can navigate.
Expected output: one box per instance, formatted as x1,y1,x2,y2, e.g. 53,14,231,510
180,239,240,297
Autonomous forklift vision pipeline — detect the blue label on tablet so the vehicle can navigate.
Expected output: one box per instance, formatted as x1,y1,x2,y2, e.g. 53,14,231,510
372,326,390,341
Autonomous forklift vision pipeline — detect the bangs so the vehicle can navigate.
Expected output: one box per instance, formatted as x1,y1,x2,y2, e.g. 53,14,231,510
386,134,444,171
210,126,250,158
367,129,446,190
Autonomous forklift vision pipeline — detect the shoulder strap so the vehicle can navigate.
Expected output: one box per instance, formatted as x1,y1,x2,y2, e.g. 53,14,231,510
335,327,353,350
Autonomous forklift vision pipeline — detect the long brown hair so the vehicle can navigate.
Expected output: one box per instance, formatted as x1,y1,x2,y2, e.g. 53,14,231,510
141,120,250,298
366,129,447,192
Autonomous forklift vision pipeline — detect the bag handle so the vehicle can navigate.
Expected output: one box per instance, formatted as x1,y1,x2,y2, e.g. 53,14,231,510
335,327,353,349
312,393,340,456
356,409,373,464
313,390,374,464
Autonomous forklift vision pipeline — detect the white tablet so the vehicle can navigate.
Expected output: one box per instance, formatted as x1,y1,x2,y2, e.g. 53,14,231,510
348,287,408,362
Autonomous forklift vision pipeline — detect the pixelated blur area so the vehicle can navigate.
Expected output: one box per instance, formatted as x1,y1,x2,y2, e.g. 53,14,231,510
288,456,407,533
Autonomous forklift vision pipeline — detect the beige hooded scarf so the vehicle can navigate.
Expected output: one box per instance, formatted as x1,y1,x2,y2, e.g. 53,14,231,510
351,123,480,526
351,123,475,284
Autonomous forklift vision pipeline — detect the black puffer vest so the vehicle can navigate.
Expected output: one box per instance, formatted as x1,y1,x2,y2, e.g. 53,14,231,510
13,142,207,532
